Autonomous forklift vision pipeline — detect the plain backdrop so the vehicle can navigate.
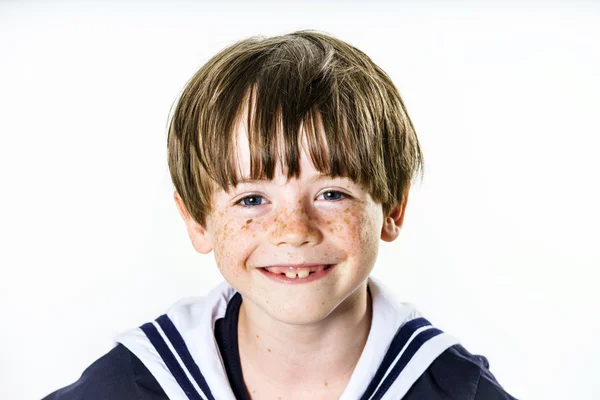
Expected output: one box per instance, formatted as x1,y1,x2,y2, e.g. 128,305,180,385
1,1,599,399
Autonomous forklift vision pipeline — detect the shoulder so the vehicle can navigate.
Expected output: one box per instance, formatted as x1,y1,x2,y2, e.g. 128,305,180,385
405,344,518,400
42,343,167,400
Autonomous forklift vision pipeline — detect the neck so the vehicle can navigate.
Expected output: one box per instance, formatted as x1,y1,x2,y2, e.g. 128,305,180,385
237,282,372,397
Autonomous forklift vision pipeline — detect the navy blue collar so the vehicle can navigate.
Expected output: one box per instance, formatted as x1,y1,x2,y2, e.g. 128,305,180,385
214,292,248,399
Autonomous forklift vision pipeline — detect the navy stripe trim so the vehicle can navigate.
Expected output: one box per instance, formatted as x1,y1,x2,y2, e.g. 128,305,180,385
140,322,204,400
156,314,216,400
360,317,432,400
371,328,444,400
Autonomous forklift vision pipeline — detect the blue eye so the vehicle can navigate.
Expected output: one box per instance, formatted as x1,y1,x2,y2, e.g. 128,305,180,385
238,195,266,207
319,191,345,201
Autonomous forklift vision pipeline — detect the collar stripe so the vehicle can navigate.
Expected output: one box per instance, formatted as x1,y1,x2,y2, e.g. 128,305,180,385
360,317,432,400
140,322,205,400
156,314,216,400
370,327,444,400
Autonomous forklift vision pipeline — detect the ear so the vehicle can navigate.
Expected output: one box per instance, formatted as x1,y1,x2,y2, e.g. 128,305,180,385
173,191,213,254
380,190,410,242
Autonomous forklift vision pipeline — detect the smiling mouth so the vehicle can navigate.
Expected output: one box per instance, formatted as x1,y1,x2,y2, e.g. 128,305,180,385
261,264,333,279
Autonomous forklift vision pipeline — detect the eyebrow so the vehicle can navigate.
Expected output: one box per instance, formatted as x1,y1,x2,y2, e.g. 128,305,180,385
235,173,340,186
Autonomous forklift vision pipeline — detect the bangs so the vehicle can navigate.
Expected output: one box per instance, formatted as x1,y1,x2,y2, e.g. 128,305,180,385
200,79,389,201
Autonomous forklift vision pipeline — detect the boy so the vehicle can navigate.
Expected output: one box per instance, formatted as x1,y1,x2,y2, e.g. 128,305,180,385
44,30,516,399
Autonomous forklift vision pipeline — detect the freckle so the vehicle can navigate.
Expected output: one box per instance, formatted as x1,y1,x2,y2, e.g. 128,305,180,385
246,219,253,224
321,301,325,305
256,334,259,338
324,381,328,386
344,218,350,224
268,348,271,352
329,228,334,233
344,208,351,213
327,220,332,225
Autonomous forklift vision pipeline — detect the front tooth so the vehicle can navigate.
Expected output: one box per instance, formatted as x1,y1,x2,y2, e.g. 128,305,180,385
297,269,310,279
285,271,297,279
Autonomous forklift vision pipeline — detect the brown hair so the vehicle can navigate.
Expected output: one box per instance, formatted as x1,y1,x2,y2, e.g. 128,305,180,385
167,29,424,227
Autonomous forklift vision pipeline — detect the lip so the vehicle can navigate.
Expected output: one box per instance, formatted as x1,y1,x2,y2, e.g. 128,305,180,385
257,264,336,284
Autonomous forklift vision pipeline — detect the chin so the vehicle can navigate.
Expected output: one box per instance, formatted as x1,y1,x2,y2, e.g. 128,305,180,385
265,304,335,326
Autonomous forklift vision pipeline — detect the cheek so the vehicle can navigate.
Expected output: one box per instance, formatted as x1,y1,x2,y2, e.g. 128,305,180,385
210,213,259,274
338,207,379,241
334,205,382,255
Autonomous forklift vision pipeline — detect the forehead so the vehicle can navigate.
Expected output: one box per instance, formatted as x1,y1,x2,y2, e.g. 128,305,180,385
230,98,330,182
232,122,322,181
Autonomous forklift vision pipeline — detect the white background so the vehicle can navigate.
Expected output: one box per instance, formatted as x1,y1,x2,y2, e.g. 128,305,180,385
1,1,599,399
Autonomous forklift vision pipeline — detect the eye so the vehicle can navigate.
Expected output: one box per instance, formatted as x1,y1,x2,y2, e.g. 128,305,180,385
237,195,266,207
317,190,346,201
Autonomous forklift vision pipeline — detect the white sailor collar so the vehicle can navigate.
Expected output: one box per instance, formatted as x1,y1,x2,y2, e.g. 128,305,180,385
114,277,459,400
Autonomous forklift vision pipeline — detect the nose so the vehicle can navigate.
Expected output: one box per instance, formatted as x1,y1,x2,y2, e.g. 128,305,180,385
267,203,322,248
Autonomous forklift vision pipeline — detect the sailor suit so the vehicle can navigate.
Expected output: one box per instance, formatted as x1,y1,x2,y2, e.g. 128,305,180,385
43,277,516,399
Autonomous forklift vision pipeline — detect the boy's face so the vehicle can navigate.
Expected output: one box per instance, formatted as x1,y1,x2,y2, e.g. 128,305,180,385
175,126,408,325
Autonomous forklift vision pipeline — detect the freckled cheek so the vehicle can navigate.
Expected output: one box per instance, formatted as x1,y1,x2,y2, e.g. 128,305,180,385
211,218,261,272
335,212,380,254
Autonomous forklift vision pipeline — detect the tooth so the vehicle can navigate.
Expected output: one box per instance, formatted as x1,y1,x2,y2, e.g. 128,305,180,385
285,271,297,278
297,269,310,279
